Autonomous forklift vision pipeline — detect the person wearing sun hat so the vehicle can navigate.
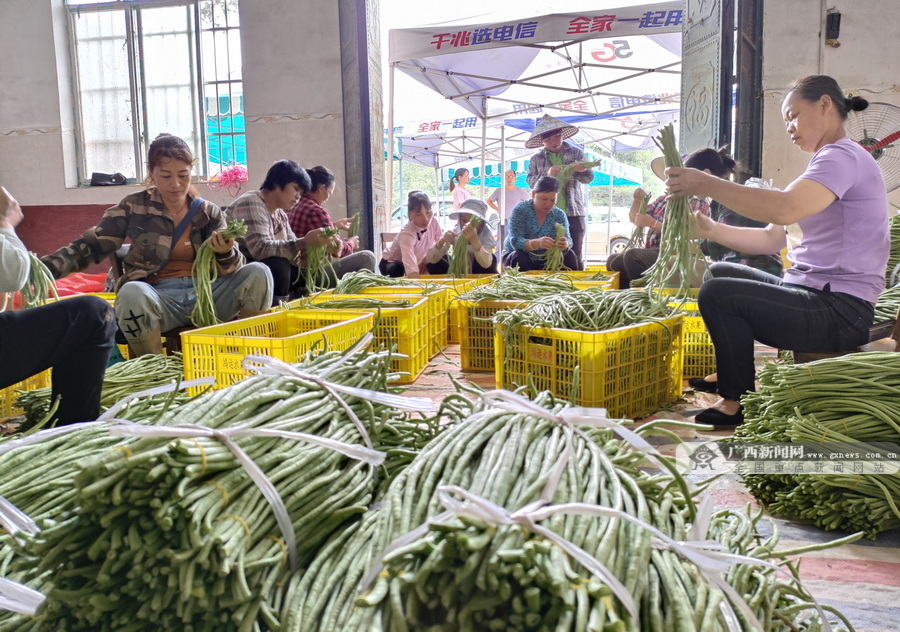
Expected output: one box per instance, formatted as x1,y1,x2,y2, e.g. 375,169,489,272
427,198,498,274
525,115,594,270
606,150,717,289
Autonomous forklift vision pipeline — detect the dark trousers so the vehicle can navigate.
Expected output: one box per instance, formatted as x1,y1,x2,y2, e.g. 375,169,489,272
699,262,874,401
259,256,305,301
502,249,579,272
0,296,116,424
606,248,660,289
567,215,586,271
379,259,458,277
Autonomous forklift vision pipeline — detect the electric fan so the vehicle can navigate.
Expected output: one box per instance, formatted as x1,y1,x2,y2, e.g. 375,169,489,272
846,101,900,192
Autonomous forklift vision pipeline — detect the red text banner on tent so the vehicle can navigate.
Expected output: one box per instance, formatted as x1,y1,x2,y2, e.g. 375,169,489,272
389,2,683,62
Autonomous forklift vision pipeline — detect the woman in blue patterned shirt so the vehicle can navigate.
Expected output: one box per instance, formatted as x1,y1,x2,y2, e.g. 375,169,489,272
502,176,577,271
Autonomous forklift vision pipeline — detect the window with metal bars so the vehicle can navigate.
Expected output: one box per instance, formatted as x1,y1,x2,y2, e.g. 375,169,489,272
66,0,244,183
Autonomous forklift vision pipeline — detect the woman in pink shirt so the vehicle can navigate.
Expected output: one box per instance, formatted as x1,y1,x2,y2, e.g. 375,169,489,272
449,168,471,211
379,191,444,278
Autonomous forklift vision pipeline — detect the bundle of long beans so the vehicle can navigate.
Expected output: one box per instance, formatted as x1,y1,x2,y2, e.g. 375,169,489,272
19,253,59,309
636,125,707,298
334,270,441,295
190,219,248,327
874,281,900,321
0,390,202,631
304,226,340,294
625,192,651,249
735,352,900,537
282,391,850,632
448,217,483,278
14,353,188,429
347,213,360,239
542,222,568,271
553,160,601,197
12,345,404,631
886,213,900,286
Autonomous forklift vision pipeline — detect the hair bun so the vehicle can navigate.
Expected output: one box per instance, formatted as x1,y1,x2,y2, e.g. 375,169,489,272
845,95,869,112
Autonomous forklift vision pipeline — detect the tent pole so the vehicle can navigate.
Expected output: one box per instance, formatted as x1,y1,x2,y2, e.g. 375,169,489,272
386,64,396,234
434,166,440,216
480,107,487,200
607,151,615,261
499,123,506,225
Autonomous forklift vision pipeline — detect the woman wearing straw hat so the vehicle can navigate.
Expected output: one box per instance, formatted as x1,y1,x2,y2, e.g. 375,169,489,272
525,115,594,270
427,198,498,274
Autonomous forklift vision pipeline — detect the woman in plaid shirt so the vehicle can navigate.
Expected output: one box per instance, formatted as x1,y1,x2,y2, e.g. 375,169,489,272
287,166,376,288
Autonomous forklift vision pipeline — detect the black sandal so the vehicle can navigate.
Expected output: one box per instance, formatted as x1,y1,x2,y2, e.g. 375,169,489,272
688,377,718,393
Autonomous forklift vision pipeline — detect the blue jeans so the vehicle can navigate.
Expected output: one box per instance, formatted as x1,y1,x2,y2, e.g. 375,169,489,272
115,262,273,338
699,262,874,401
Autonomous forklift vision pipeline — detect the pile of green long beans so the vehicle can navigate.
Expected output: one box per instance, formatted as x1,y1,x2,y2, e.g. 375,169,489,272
19,253,59,309
334,270,441,295
625,192,651,250
304,226,340,294
13,346,405,631
637,125,708,297
0,388,200,631
190,220,248,327
448,217,483,278
455,269,582,302
292,297,413,310
14,353,188,430
736,352,900,537
282,391,850,632
874,282,900,322
493,288,676,334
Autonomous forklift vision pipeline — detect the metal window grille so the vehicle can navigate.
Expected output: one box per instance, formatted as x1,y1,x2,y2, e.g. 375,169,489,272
67,0,244,183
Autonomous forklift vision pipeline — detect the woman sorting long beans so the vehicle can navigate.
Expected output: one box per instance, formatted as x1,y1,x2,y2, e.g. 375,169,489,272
665,75,889,428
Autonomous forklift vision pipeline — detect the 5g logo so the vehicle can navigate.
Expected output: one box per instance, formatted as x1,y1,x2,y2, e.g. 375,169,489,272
591,40,633,62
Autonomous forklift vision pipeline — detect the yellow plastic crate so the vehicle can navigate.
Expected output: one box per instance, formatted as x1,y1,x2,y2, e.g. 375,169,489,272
457,299,531,371
495,315,684,419
346,286,449,356
295,295,431,383
416,277,485,343
181,310,374,390
1,370,51,419
585,265,619,289
669,301,716,378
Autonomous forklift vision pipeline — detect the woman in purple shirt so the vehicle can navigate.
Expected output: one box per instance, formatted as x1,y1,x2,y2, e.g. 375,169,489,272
665,75,889,428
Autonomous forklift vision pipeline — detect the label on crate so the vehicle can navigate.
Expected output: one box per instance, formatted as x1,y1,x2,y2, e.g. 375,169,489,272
219,355,247,373
527,342,555,366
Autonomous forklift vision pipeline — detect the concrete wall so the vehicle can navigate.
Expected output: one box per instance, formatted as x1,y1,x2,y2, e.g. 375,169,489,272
761,0,900,208
0,0,380,255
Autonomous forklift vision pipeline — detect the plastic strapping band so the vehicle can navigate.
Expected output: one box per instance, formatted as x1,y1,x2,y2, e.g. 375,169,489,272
108,418,385,573
0,495,38,537
0,577,45,616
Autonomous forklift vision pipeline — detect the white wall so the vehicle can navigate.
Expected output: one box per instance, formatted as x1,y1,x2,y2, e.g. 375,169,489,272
0,0,352,215
761,0,900,208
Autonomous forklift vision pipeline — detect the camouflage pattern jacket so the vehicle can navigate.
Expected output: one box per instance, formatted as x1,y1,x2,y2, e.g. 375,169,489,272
41,189,244,290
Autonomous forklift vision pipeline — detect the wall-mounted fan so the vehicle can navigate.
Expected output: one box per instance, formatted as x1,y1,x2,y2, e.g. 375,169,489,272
846,101,900,192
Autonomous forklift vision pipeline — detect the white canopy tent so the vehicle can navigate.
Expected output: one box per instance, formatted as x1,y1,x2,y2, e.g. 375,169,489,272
385,2,684,235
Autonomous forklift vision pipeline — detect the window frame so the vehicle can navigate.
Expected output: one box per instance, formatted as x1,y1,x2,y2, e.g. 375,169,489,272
66,0,242,185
